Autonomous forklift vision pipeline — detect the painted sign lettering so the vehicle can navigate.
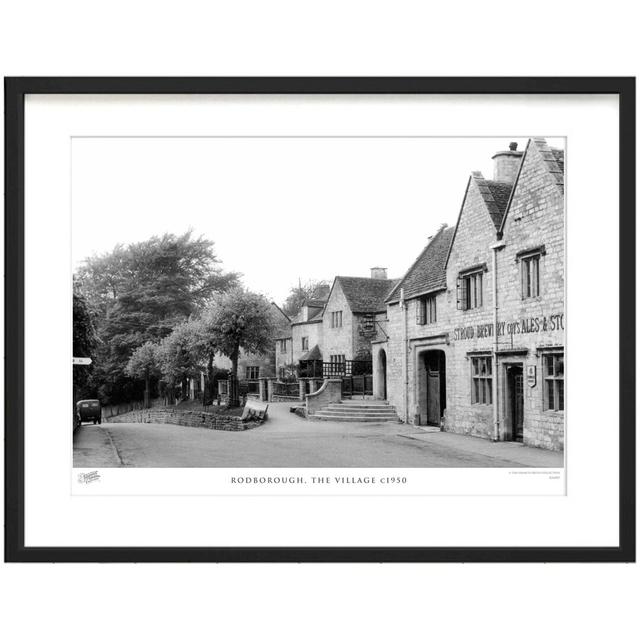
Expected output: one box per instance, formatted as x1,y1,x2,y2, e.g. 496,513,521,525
453,313,564,341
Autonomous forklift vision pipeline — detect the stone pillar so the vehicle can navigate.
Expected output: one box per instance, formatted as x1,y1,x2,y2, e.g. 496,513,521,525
258,378,268,402
298,379,307,401
267,378,275,402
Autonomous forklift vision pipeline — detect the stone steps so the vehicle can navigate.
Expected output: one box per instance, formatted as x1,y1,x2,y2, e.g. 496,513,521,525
310,400,401,423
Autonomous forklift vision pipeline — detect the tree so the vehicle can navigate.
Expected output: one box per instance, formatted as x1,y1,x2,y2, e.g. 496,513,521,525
156,322,202,403
185,313,222,404
207,288,277,407
73,290,99,401
281,279,329,318
74,231,239,405
125,342,160,408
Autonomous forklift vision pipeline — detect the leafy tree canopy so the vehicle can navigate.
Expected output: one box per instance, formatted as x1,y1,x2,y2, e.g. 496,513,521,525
281,279,330,318
75,231,239,405
208,288,277,367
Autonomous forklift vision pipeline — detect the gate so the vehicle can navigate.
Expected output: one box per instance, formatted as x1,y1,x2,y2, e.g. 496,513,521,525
322,360,373,398
341,375,373,397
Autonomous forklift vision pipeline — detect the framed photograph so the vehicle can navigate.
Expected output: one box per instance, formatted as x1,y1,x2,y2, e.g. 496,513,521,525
5,77,635,562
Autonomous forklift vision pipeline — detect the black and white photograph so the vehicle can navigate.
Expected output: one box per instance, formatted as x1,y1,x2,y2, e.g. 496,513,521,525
6,77,632,564
2,3,638,639
72,135,565,471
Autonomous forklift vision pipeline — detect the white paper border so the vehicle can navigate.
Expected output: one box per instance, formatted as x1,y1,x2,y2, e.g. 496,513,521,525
24,93,619,547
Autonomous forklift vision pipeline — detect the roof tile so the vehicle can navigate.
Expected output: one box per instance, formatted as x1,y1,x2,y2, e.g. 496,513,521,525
386,225,455,303
336,276,400,313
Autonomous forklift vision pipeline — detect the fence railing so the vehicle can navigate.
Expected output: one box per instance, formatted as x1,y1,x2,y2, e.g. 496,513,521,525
322,359,373,378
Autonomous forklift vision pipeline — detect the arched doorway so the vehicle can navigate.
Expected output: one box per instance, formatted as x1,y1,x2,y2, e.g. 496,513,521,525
420,350,446,426
378,349,387,400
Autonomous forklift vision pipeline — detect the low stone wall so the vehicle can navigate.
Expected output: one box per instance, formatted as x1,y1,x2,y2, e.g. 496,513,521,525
272,394,299,403
305,379,343,415
104,408,262,431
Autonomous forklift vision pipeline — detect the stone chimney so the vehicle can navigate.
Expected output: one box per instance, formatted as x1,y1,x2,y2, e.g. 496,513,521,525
370,267,387,280
491,141,523,183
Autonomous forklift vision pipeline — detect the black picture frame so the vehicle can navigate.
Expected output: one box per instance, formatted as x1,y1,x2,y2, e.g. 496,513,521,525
4,77,635,563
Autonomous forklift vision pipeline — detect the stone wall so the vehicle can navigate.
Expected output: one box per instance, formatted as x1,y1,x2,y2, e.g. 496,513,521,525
305,379,343,415
275,337,294,378
322,281,356,360
441,175,500,439
496,138,565,450
104,408,262,431
291,319,323,364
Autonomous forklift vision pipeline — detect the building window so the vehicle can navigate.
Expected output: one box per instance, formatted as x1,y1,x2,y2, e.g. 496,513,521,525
279,340,287,353
416,294,437,325
521,253,540,298
330,310,343,328
471,356,492,404
543,353,564,411
246,366,260,380
301,336,309,351
457,270,484,310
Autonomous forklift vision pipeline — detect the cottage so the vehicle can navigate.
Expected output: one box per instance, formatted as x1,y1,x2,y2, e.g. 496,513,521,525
289,288,329,379
374,138,564,451
275,270,399,391
321,270,399,377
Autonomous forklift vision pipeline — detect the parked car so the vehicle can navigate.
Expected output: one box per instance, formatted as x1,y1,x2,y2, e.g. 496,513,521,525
75,399,102,428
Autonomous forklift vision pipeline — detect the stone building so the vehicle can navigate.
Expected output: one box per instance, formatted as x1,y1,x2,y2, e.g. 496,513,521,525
289,291,329,378
373,138,564,451
275,270,399,381
321,270,399,371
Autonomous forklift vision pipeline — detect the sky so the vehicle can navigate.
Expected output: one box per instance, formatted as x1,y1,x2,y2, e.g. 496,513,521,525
72,136,564,305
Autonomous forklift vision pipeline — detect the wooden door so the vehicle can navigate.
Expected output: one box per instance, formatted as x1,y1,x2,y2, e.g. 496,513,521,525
380,350,387,400
426,353,441,426
510,366,524,442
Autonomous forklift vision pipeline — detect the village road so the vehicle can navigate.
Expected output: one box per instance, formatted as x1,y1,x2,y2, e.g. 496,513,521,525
73,402,563,468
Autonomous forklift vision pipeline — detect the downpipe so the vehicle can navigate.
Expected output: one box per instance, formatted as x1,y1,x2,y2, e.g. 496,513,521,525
400,287,409,424
491,240,505,442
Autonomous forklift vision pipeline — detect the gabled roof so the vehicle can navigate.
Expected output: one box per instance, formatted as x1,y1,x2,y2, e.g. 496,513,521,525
291,304,324,325
498,138,565,235
444,169,516,271
472,172,514,230
551,147,564,174
309,283,331,301
270,302,291,323
334,276,400,313
486,181,513,225
386,225,455,304
306,306,324,321
300,344,322,361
